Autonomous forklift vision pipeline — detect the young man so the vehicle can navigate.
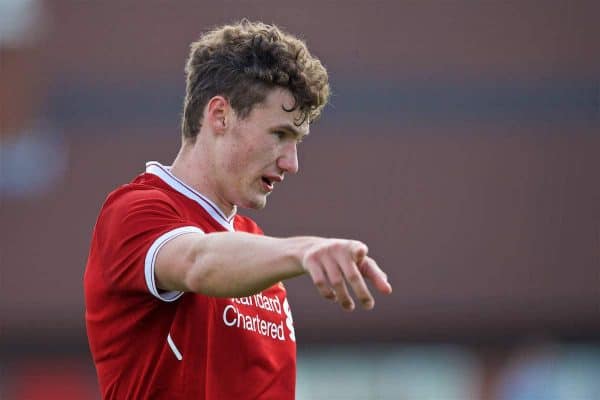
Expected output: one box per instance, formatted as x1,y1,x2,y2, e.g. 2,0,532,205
84,21,392,399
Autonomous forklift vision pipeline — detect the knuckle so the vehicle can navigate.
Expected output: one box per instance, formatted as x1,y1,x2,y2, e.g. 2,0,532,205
330,278,343,288
338,290,349,300
351,239,365,249
327,241,342,253
347,272,362,284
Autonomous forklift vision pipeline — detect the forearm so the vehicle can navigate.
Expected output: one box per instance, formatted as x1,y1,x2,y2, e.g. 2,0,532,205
183,232,310,297
156,230,391,310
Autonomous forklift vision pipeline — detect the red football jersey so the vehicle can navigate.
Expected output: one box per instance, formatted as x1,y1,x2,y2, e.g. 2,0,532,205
84,161,296,399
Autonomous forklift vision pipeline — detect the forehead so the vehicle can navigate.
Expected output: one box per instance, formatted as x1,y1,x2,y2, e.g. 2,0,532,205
250,88,310,136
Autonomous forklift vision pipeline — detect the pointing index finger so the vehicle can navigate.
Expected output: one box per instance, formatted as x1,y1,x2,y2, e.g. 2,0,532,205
359,256,392,295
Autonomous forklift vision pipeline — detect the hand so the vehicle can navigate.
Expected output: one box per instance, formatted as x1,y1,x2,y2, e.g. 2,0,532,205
301,239,392,311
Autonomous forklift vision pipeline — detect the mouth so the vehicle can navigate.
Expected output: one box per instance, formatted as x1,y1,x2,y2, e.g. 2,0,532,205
260,175,283,193
261,177,274,192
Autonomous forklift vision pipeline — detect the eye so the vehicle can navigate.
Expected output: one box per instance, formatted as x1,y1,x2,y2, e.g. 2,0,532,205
273,130,287,140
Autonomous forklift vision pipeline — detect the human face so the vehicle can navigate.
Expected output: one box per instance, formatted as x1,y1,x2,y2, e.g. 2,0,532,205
214,88,309,211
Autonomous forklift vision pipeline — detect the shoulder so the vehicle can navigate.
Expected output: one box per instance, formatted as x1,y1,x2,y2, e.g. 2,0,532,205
100,179,182,223
91,179,192,250
233,214,264,234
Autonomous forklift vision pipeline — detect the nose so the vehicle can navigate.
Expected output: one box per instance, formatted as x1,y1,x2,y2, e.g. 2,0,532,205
277,142,299,175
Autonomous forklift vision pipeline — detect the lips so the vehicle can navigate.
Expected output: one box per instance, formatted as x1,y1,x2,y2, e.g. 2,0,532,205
261,177,274,192
261,175,283,192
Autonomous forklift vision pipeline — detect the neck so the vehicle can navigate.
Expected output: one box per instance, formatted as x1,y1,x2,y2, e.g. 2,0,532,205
170,141,236,218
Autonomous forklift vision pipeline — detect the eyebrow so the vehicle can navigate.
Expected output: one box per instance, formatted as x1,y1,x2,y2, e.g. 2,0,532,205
273,124,309,140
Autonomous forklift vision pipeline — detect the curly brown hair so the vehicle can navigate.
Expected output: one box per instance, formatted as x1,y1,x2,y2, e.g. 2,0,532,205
181,20,330,140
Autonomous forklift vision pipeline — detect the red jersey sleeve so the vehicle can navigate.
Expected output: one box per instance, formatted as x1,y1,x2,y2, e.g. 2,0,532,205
90,186,203,301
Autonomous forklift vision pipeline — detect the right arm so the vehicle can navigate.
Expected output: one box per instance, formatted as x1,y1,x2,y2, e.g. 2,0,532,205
155,232,392,311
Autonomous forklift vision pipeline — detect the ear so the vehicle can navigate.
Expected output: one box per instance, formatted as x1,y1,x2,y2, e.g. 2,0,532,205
205,96,231,134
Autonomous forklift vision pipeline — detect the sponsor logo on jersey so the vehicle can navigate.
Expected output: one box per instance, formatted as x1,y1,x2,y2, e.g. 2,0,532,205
223,292,295,342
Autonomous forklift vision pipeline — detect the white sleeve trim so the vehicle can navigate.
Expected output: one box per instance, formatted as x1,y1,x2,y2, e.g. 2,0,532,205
144,226,204,302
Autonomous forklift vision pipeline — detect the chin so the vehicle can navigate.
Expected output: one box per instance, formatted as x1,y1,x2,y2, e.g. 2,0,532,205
240,195,268,210
252,198,268,209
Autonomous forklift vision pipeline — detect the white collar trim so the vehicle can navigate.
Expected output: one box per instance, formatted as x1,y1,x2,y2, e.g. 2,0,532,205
145,161,236,232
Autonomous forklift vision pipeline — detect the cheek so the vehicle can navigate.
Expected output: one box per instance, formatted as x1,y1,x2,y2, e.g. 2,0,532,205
225,143,256,176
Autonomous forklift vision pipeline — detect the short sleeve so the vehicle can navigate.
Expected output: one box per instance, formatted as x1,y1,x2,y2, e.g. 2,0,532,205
144,225,202,301
95,187,203,301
